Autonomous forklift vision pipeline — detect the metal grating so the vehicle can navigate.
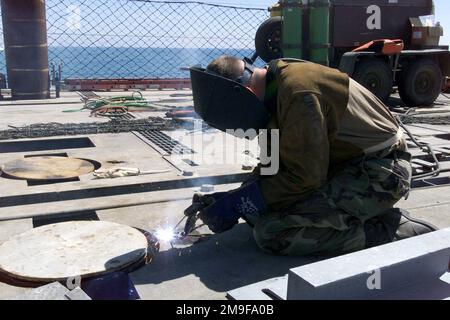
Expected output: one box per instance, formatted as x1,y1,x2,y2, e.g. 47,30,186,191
110,113,136,120
140,130,195,155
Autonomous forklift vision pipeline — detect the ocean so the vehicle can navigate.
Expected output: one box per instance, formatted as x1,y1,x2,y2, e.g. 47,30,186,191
0,46,263,79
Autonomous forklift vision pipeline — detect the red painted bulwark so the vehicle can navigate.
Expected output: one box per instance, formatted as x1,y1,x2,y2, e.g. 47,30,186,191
64,78,192,91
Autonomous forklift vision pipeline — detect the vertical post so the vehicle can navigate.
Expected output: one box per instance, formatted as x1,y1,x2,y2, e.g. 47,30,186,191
56,64,62,98
281,0,304,59
309,0,330,66
1,0,49,100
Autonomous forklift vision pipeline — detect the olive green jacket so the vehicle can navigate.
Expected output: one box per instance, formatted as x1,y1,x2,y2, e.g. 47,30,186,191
257,59,406,211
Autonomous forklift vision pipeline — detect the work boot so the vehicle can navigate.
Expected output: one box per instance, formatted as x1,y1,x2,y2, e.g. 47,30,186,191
364,208,438,248
393,209,439,239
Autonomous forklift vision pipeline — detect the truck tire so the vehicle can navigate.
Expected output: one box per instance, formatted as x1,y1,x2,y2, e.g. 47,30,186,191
255,16,283,63
352,60,393,103
398,59,443,107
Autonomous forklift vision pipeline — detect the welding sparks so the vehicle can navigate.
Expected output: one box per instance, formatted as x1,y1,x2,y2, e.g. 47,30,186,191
155,227,177,242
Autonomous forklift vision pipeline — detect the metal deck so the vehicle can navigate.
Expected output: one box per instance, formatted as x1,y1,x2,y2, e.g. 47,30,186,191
0,90,449,300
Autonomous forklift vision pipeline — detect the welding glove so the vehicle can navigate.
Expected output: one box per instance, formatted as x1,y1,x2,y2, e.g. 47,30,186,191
194,180,267,233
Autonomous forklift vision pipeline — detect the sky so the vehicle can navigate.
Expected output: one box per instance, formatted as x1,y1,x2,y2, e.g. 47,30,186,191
434,0,450,45
1,0,449,48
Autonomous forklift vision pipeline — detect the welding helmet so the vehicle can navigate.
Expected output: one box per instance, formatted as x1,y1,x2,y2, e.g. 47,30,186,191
189,63,270,139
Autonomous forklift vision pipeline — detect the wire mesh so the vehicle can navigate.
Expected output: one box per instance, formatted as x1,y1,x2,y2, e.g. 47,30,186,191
0,0,268,80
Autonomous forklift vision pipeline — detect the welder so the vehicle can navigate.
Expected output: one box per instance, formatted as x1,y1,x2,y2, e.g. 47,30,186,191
186,56,438,256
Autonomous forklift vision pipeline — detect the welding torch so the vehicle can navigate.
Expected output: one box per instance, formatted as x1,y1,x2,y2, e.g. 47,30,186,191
178,181,268,237
180,193,227,236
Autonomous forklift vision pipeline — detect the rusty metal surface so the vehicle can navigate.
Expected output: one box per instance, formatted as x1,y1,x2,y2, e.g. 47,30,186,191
64,78,192,91
1,156,95,181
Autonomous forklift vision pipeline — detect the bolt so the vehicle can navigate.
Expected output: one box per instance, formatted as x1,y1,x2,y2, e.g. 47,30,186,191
182,170,194,177
200,184,214,193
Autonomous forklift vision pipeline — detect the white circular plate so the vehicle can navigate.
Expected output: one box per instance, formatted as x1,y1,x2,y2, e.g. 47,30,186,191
0,221,148,282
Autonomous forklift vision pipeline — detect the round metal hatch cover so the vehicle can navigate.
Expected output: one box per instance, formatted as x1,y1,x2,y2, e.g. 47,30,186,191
1,156,95,180
0,221,150,283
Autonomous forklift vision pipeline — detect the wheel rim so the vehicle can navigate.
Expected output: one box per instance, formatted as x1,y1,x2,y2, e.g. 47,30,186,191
414,71,434,95
364,72,382,94
266,29,282,56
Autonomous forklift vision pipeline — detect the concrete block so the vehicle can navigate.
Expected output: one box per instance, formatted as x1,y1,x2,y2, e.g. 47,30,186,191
65,287,91,300
287,228,450,300
262,277,288,300
378,272,450,300
227,265,450,301
227,276,287,300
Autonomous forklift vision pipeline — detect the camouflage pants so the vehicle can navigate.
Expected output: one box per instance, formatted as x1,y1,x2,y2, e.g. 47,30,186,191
253,148,412,256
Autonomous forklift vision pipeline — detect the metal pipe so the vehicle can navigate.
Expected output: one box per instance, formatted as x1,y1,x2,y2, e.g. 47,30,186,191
1,0,49,100
309,0,330,66
397,116,441,181
281,0,304,59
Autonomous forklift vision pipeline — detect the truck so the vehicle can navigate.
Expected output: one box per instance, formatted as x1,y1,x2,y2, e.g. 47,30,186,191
254,0,450,106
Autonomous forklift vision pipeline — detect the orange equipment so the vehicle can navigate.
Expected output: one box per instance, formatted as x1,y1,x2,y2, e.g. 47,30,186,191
353,39,404,55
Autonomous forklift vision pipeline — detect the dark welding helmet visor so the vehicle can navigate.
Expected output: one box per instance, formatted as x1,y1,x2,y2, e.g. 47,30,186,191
189,66,269,139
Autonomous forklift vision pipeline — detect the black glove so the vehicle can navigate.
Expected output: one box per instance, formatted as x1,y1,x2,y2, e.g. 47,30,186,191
186,181,267,234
